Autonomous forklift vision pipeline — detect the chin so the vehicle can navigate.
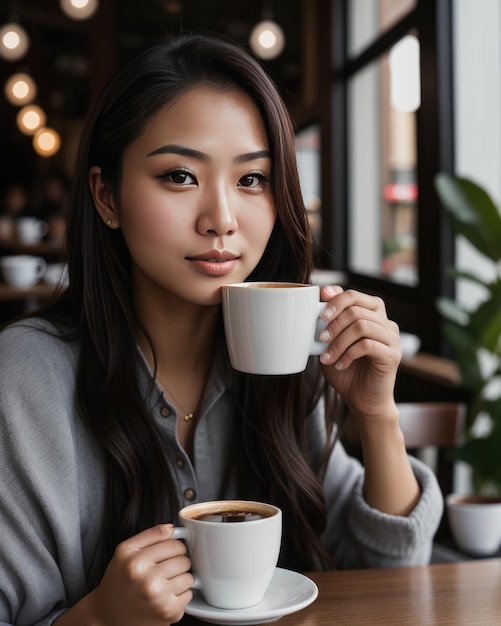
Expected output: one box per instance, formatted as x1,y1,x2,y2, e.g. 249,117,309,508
191,285,224,307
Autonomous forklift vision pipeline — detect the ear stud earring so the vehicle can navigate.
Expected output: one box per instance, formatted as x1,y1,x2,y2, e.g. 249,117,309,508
106,219,112,225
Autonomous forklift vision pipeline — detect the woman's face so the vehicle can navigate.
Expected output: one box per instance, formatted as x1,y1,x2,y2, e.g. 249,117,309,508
114,85,276,307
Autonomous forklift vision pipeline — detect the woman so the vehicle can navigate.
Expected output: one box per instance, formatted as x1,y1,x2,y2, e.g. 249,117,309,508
0,34,443,625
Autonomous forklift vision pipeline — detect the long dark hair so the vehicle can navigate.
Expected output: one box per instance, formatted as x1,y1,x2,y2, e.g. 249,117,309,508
42,34,340,581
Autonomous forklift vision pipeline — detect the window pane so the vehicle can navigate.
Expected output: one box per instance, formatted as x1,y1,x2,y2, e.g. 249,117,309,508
347,35,419,286
348,0,416,57
295,123,322,250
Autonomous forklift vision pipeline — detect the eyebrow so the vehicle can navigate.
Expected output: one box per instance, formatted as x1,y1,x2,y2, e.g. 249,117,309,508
147,144,271,164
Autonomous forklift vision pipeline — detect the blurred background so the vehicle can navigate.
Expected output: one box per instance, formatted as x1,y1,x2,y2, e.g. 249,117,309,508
0,0,306,191
0,0,499,374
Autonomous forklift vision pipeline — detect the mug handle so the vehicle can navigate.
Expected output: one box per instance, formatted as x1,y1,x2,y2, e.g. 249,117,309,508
38,221,49,238
172,527,202,590
35,257,47,280
310,301,328,356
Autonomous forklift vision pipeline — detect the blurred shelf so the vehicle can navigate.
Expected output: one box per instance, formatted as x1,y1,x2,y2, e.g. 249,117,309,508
0,237,63,257
400,352,460,387
0,282,58,301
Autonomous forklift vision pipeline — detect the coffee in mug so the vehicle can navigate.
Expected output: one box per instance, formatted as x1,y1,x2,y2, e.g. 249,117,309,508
173,500,282,609
222,282,326,375
0,255,47,287
194,509,271,523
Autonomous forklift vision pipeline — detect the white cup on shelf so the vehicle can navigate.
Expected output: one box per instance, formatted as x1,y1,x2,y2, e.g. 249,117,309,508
0,255,47,287
16,217,49,244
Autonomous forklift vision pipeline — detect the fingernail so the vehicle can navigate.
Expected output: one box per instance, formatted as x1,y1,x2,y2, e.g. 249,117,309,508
319,328,331,342
321,306,335,320
335,360,344,370
320,351,331,364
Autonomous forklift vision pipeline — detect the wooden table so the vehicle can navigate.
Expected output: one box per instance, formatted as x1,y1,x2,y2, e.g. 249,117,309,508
181,558,501,625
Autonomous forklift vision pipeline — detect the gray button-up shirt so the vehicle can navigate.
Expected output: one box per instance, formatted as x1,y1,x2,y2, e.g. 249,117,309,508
0,318,443,626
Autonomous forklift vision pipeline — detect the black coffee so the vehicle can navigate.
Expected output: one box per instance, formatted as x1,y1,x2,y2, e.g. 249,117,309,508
195,510,270,523
455,496,501,505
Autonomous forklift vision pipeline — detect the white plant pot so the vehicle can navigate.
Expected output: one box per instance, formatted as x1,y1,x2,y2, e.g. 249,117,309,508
446,493,501,556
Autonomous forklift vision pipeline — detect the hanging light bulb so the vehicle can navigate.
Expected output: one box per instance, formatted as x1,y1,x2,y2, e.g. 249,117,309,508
4,72,37,106
16,104,47,136
249,19,285,60
60,0,99,21
33,127,62,157
0,22,30,61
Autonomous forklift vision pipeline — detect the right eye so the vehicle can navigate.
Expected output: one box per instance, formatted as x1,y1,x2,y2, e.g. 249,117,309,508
158,169,197,185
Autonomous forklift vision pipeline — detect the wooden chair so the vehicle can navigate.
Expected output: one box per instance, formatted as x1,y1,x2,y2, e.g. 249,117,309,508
396,402,467,497
342,402,466,494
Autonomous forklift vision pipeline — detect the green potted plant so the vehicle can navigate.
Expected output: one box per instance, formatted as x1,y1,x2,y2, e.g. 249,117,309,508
434,173,501,555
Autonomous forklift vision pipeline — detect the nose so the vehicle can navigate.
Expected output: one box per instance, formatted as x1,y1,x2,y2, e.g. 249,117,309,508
196,184,238,236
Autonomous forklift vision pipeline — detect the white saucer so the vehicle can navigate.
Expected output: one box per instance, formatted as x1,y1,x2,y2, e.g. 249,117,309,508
184,567,318,625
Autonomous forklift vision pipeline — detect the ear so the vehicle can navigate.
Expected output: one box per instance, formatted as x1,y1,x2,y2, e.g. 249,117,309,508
89,166,120,228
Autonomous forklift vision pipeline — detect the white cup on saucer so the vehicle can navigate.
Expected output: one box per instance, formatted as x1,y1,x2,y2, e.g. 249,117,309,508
0,255,47,287
222,282,326,375
184,566,319,624
173,499,282,609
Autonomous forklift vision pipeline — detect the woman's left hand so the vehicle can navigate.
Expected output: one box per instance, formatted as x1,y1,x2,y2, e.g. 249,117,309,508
318,285,402,422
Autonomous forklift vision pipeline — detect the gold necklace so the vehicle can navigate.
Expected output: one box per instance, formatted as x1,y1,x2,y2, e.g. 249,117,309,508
157,377,196,422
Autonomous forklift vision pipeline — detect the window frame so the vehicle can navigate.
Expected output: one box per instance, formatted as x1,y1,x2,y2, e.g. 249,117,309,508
316,0,455,354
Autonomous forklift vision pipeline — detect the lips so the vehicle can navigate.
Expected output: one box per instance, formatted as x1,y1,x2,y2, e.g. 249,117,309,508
188,249,239,262
187,250,240,276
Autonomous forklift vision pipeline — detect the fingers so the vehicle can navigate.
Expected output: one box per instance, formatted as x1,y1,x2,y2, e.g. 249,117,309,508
318,286,400,368
320,285,386,317
115,524,191,583
94,525,194,626
117,524,188,561
121,523,177,550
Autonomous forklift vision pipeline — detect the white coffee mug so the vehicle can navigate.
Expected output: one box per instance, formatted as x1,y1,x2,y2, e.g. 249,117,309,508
173,500,282,609
16,217,49,244
0,255,47,287
222,282,326,375
446,494,501,556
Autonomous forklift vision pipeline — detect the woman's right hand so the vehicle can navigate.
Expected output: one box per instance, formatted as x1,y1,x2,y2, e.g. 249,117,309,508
89,523,194,625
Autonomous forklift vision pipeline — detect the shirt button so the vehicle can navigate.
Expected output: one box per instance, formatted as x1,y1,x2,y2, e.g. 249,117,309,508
160,405,171,418
184,488,196,501
176,457,185,469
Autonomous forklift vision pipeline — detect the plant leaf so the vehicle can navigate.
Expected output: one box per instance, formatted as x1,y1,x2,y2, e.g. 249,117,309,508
484,398,501,426
468,282,501,351
444,322,485,391
436,297,469,325
450,425,501,488
446,268,488,286
435,174,501,261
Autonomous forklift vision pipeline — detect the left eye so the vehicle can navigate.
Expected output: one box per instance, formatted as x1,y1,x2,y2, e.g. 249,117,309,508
238,173,267,188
